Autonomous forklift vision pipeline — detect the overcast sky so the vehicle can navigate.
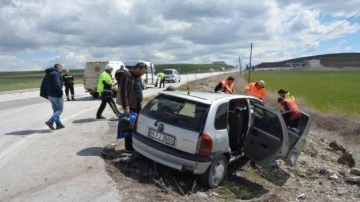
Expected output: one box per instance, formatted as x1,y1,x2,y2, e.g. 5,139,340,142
0,0,359,71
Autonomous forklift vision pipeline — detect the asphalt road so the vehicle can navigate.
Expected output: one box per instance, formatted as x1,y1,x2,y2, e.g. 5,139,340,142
0,71,226,201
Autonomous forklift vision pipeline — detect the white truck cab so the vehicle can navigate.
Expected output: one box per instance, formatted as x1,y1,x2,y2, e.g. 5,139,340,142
83,61,125,98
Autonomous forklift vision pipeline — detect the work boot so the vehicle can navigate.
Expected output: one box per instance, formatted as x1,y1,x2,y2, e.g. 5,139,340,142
56,123,65,130
66,96,70,101
71,96,75,101
45,121,55,130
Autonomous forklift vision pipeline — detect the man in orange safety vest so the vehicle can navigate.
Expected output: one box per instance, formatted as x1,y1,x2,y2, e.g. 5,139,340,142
278,97,302,127
244,80,266,102
214,76,235,94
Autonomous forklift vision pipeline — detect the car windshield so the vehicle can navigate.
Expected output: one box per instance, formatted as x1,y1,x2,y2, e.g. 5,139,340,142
141,94,210,132
163,70,173,74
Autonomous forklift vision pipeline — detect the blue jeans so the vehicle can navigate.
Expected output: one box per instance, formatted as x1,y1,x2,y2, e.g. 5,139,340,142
48,96,64,124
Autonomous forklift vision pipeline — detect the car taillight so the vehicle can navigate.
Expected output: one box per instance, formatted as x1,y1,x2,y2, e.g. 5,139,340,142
196,133,212,156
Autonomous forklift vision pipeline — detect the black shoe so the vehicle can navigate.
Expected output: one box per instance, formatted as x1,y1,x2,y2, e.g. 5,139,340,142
124,148,135,153
97,116,106,119
45,121,55,130
56,123,65,130
67,98,71,101
71,97,75,101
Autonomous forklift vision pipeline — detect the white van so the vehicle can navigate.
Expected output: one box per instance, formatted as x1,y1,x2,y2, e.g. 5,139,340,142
122,60,157,89
83,61,125,98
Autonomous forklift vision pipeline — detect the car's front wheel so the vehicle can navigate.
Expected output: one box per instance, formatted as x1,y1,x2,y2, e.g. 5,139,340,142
200,154,227,188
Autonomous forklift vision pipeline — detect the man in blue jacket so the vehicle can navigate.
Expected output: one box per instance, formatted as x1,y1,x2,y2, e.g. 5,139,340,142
40,64,65,130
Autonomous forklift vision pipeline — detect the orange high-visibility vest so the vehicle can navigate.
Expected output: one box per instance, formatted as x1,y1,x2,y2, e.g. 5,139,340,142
282,98,301,118
221,80,234,94
245,82,266,101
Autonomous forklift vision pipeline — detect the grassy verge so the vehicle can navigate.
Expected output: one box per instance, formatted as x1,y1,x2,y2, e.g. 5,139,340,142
243,69,360,116
0,70,84,92
155,63,225,74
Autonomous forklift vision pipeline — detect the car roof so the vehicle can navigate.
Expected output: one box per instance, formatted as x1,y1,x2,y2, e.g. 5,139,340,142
159,91,256,105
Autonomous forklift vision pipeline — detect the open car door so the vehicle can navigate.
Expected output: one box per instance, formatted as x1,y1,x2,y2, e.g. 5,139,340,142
243,104,289,167
283,111,311,166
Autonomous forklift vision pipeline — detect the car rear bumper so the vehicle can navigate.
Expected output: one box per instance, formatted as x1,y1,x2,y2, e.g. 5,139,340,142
133,132,212,174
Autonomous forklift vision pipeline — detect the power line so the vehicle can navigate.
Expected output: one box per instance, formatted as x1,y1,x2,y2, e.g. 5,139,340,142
296,10,360,52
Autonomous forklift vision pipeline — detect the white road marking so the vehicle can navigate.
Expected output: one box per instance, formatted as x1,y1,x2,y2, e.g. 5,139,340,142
0,105,98,169
0,103,44,118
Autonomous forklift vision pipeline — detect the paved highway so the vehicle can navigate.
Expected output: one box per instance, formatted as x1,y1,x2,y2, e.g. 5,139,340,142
0,71,227,201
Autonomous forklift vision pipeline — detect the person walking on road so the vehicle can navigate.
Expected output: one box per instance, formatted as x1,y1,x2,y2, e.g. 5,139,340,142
214,76,235,94
62,69,75,101
118,62,146,152
40,63,65,130
156,72,166,88
244,80,267,102
96,64,120,119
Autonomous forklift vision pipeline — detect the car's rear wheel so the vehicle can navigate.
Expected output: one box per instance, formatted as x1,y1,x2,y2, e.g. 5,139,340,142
200,154,227,188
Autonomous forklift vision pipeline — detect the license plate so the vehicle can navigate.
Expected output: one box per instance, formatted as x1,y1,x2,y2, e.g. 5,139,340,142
148,129,175,146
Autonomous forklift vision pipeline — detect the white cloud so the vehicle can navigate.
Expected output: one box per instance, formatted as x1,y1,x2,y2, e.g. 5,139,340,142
0,0,359,71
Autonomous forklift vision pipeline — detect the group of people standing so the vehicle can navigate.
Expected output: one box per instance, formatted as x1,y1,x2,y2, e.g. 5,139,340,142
40,62,146,152
95,62,146,152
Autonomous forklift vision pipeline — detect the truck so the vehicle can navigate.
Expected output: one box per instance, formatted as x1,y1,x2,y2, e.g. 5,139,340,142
83,61,125,98
83,60,157,98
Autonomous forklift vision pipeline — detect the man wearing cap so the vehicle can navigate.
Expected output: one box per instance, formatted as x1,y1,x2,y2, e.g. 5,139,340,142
244,80,267,102
118,62,146,152
96,64,120,119
277,89,295,100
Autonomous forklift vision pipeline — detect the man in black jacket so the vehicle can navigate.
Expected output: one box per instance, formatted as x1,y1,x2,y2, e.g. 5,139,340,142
40,64,65,130
63,69,75,101
118,62,146,152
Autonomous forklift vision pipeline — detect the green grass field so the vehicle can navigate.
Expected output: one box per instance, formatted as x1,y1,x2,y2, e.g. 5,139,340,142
0,70,84,91
0,64,221,92
244,70,360,116
155,63,224,74
1,67,358,117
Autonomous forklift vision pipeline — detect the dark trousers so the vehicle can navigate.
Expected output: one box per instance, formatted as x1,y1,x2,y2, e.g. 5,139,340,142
125,103,141,150
159,78,165,88
96,92,120,118
65,85,74,97
282,113,301,128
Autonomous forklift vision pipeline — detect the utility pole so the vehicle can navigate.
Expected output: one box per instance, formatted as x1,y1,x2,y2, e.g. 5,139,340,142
238,56,242,76
248,43,253,83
